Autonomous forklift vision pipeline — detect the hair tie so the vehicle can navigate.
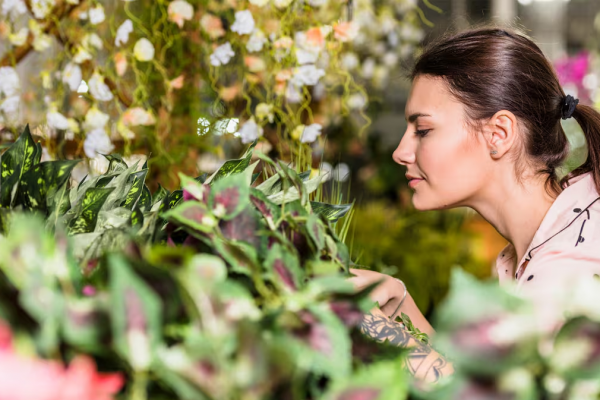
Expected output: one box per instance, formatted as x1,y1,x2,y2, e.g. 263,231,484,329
561,94,579,120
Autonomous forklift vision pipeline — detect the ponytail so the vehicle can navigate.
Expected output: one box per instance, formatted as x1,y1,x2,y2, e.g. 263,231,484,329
560,104,600,194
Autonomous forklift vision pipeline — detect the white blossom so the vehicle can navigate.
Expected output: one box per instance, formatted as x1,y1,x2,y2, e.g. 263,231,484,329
246,29,266,53
292,64,325,86
230,10,255,35
285,83,302,104
9,28,28,46
88,72,113,102
83,33,103,49
255,103,274,123
273,0,292,8
210,42,235,67
32,33,52,51
249,0,269,5
83,107,109,131
133,38,155,61
62,62,82,91
236,118,263,144
300,123,322,143
73,47,92,64
0,96,21,124
31,0,54,19
168,0,194,28
47,110,70,130
0,67,20,97
2,0,27,19
84,128,114,158
296,48,319,65
115,19,133,47
88,4,105,25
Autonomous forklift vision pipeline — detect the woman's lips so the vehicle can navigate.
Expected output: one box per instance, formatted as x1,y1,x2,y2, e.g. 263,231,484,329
408,178,424,188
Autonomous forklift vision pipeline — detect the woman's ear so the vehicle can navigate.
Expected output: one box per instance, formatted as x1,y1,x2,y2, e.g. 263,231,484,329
484,110,519,158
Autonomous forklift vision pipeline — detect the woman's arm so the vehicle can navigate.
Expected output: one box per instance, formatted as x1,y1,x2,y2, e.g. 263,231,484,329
359,309,454,383
349,268,435,336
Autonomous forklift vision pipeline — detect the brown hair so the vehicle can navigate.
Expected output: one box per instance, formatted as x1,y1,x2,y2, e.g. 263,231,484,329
409,26,600,196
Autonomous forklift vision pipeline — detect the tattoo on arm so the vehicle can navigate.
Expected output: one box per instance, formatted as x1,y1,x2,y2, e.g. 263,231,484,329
359,313,452,383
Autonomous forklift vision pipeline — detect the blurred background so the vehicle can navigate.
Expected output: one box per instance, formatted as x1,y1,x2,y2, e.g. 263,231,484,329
1,0,598,317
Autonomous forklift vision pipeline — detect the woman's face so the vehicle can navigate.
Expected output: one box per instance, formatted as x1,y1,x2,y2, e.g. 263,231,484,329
393,75,493,210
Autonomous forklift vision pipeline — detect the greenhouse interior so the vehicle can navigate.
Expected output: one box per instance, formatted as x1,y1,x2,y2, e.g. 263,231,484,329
2,0,600,398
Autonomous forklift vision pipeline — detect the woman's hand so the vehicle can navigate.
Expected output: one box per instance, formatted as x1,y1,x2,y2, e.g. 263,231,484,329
348,268,406,319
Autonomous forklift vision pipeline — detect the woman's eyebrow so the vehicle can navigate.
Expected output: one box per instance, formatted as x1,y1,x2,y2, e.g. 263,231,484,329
406,113,432,123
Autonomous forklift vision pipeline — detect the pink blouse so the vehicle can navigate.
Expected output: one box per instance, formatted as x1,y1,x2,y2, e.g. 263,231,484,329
495,172,600,332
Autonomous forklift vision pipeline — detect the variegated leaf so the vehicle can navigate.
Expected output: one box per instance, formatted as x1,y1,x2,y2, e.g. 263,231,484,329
310,202,353,223
0,125,37,207
120,169,148,210
67,187,115,234
162,201,216,233
102,153,129,173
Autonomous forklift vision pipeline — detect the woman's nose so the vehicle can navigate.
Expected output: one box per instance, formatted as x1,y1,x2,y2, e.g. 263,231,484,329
392,132,416,166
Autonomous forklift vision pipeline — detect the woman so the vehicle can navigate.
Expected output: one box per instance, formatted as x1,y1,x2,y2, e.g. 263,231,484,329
351,26,600,382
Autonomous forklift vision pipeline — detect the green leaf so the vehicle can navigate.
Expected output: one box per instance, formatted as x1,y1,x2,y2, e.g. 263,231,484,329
162,201,216,233
33,142,42,165
249,188,281,227
138,185,152,211
100,164,138,211
152,184,169,206
204,141,257,185
311,202,353,223
67,187,115,234
167,190,183,209
251,172,261,185
195,172,208,183
130,205,145,231
102,153,128,173
208,173,250,220
267,171,324,205
20,160,81,211
45,182,71,231
0,125,38,207
307,214,326,251
264,243,303,290
107,253,162,371
120,169,149,210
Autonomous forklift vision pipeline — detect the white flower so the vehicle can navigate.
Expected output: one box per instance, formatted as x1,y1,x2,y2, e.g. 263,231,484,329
62,63,82,91
82,33,103,49
47,110,70,130
31,0,54,19
249,0,269,5
296,48,319,65
292,64,325,86
273,0,292,8
341,52,359,70
73,47,92,64
168,0,193,28
0,67,20,97
88,72,113,102
237,118,263,144
210,42,234,67
115,19,133,47
83,107,109,131
285,83,302,104
2,0,27,19
122,107,156,126
133,38,155,62
246,29,266,53
84,128,114,158
0,96,21,124
9,28,28,46
255,103,274,123
88,4,105,25
230,10,255,35
33,33,52,51
300,123,322,143
347,93,366,110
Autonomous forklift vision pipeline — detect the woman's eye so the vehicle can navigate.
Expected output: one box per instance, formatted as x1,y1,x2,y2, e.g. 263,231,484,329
415,129,430,137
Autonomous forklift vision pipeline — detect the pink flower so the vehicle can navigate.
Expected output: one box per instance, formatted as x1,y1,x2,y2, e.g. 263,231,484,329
333,22,358,42
114,52,127,77
0,322,124,400
170,75,184,89
200,14,225,39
